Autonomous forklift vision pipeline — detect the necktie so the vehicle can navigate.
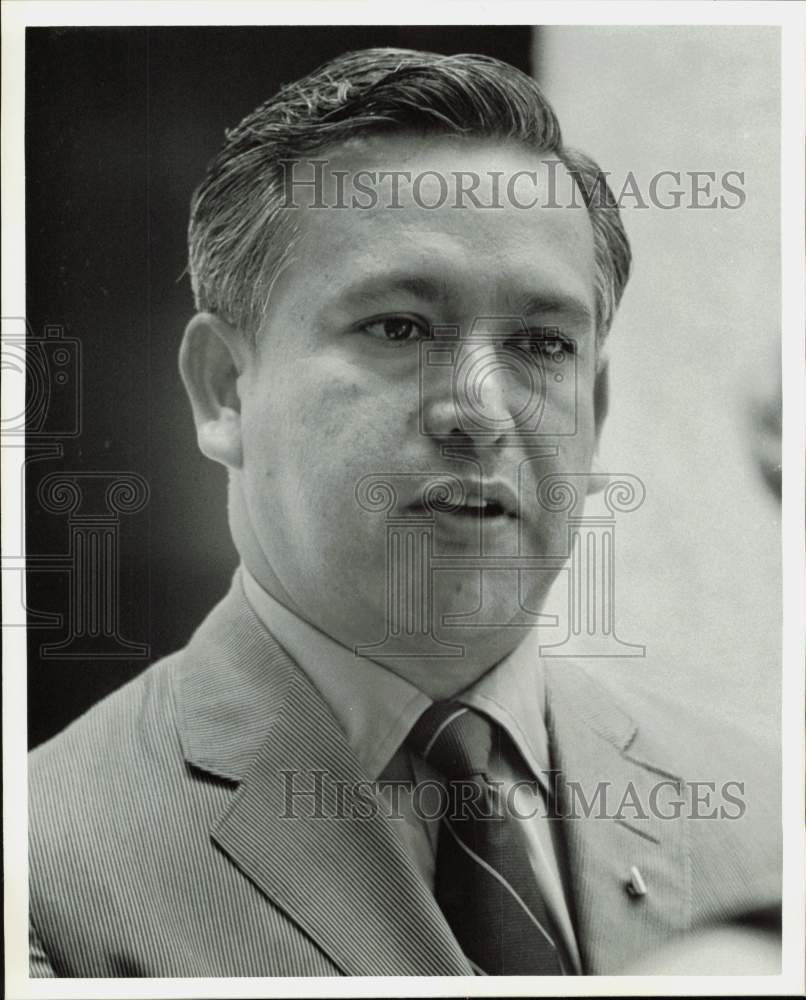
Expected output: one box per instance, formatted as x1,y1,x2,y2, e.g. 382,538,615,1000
408,701,565,976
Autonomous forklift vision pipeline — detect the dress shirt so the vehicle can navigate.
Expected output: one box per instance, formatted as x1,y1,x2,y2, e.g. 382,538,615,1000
242,565,581,973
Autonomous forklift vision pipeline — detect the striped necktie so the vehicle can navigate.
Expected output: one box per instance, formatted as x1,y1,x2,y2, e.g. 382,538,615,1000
408,700,565,976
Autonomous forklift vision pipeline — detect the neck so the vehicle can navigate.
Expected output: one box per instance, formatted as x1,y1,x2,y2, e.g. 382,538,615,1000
373,638,528,700
230,477,535,699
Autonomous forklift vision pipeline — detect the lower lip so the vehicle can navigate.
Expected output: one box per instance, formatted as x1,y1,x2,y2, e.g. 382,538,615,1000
405,505,517,533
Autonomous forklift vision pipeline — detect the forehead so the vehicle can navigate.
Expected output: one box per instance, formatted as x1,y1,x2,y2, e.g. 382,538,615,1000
275,135,596,319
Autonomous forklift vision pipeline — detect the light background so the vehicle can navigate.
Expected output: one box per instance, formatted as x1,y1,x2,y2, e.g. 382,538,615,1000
536,25,781,746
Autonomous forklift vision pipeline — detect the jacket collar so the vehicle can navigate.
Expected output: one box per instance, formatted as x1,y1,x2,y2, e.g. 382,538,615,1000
174,571,654,785
172,570,295,782
242,563,554,786
172,571,471,976
173,572,690,975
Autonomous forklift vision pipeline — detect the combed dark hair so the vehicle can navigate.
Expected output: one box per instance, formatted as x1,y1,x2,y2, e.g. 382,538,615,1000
188,48,631,343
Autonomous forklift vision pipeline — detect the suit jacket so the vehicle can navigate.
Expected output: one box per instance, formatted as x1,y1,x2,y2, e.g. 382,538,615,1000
29,572,781,977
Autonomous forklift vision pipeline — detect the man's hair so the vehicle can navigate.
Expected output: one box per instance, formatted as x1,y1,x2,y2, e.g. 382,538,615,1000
188,48,631,344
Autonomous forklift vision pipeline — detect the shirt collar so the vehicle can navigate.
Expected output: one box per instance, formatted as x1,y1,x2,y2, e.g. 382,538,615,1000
457,630,549,784
242,566,429,780
242,565,549,782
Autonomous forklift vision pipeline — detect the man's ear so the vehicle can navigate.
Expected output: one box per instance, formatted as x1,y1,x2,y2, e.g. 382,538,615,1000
179,313,247,470
587,355,610,495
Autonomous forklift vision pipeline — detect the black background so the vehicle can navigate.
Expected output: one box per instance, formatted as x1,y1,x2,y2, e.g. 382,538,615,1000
26,26,534,748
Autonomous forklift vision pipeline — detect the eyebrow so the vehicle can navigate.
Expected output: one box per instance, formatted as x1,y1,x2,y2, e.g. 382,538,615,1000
513,293,595,328
336,272,450,309
334,271,594,327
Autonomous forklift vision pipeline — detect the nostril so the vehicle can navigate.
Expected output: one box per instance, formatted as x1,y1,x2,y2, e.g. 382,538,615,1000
449,427,474,446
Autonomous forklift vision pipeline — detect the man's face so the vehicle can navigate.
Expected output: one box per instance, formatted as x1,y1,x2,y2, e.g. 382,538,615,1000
237,136,604,690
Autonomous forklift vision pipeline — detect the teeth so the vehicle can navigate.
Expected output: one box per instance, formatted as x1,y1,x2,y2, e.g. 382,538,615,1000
464,496,488,508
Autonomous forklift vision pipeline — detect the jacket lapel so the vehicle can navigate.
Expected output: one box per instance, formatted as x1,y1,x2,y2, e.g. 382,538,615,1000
173,574,470,976
544,661,691,974
174,574,692,975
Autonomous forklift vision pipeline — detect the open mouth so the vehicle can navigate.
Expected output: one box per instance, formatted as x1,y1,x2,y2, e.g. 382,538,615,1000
406,496,516,519
448,498,514,519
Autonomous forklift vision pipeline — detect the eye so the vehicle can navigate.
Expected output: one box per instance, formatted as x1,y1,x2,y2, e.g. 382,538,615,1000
359,316,430,344
544,333,578,358
512,330,578,360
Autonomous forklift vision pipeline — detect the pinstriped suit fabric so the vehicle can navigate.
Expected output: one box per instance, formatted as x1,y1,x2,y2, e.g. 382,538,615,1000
29,652,340,977
28,573,781,977
29,579,471,978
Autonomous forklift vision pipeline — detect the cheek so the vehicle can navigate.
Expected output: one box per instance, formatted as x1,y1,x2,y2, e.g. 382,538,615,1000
297,377,366,438
251,368,403,499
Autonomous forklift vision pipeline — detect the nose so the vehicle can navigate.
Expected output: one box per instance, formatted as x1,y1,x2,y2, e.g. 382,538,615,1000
421,339,528,451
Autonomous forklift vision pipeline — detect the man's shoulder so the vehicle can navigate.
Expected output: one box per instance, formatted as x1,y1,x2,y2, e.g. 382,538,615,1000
553,659,778,778
25,587,335,978
29,649,187,820
29,572,278,795
28,646,199,961
546,658,781,921
28,572,305,848
635,680,781,918
545,658,779,830
622,674,776,781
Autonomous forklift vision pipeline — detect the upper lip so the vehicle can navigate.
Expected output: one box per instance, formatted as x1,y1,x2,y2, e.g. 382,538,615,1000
408,478,519,518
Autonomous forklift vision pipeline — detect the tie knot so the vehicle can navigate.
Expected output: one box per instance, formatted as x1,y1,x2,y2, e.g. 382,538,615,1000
407,701,494,780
